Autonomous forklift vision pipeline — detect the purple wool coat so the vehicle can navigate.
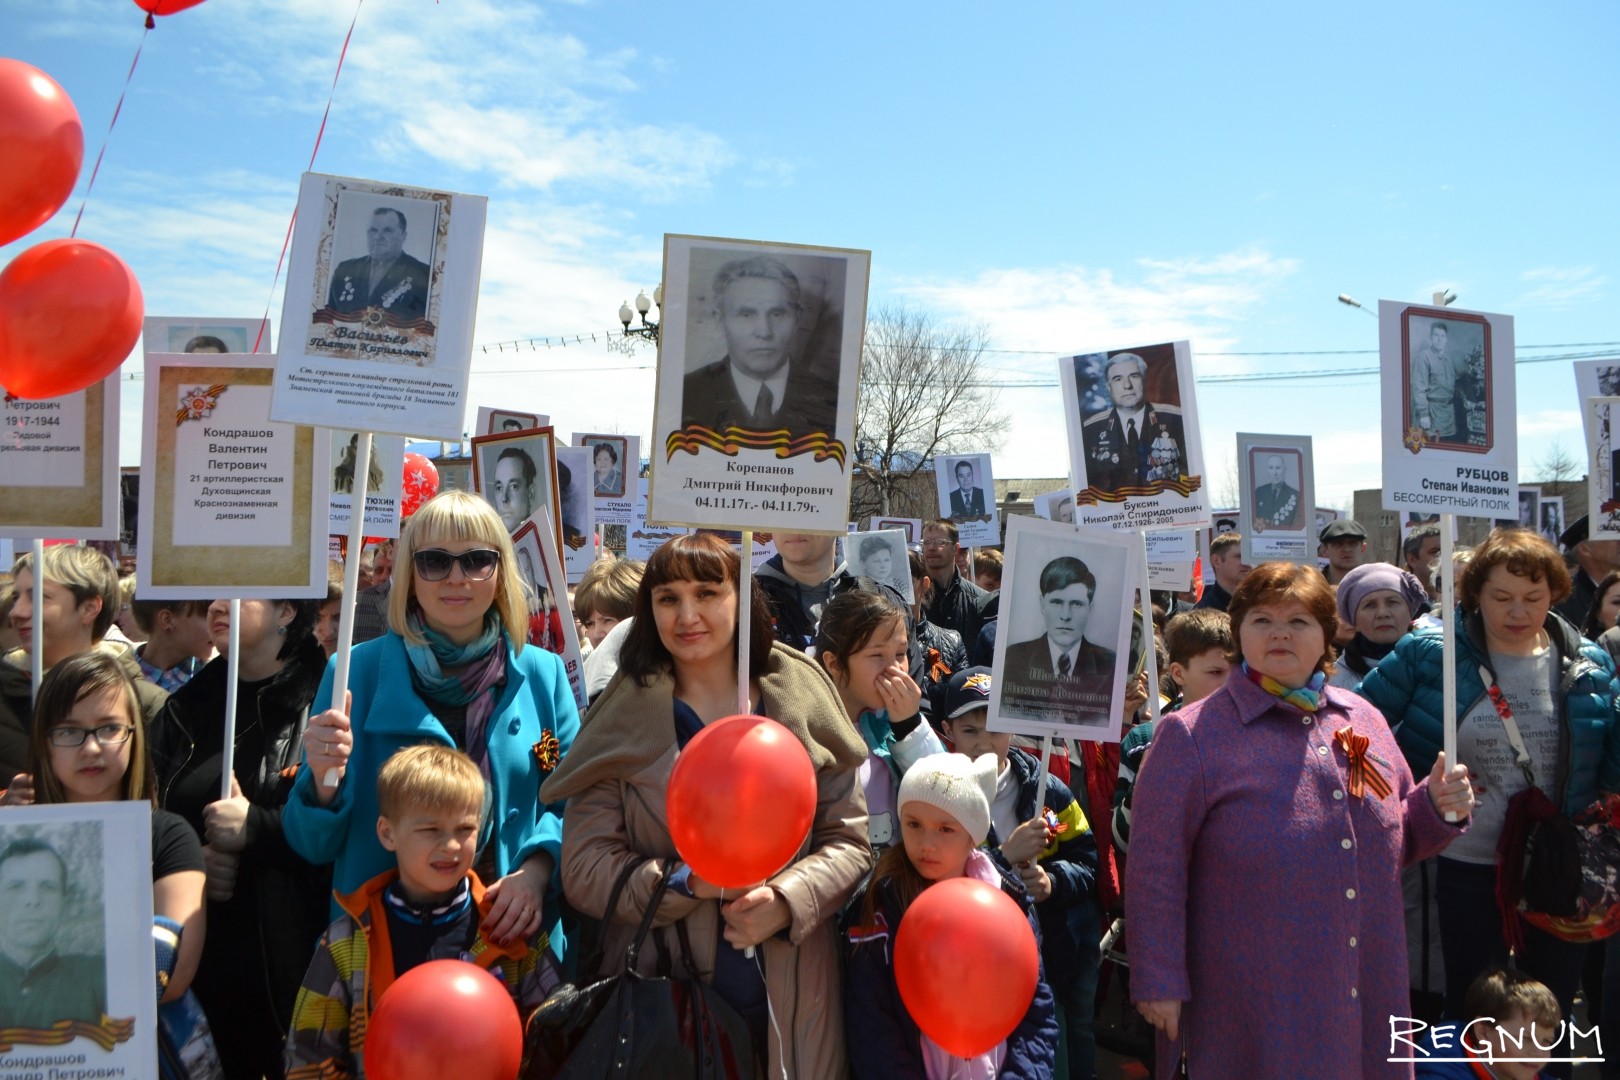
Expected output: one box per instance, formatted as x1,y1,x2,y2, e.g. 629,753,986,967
1125,670,1465,1080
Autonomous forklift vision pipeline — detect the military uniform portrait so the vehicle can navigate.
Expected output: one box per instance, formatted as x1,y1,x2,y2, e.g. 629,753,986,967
1400,309,1492,453
1248,448,1304,530
319,195,438,327
1078,349,1187,492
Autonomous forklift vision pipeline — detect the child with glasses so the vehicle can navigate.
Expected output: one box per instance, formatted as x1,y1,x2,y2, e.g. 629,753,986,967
13,651,221,1078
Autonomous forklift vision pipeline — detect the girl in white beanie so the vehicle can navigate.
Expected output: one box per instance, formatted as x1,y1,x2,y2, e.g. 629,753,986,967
844,752,1058,1079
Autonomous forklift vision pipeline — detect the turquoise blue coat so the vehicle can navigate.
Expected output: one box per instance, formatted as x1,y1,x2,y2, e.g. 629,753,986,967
1358,608,1620,816
282,632,579,957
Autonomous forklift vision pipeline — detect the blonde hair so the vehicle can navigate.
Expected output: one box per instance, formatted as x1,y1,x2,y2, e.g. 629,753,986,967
388,491,530,649
376,744,485,821
12,545,119,642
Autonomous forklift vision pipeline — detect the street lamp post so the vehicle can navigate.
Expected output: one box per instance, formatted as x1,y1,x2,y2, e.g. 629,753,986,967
618,285,662,343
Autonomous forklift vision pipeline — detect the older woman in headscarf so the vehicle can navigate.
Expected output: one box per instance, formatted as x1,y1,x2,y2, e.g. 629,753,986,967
1326,562,1430,691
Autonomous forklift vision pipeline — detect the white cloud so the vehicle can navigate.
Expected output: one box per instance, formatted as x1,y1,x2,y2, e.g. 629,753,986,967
1516,266,1607,311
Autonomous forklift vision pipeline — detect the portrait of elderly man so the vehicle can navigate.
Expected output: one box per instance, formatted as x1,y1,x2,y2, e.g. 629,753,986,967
1252,452,1302,528
947,459,987,521
326,206,432,320
0,837,106,1030
999,555,1116,724
681,255,839,439
1080,351,1186,493
1408,320,1461,441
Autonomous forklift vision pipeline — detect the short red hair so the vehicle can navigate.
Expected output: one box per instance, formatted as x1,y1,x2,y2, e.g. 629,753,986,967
1227,561,1340,677
1460,528,1571,611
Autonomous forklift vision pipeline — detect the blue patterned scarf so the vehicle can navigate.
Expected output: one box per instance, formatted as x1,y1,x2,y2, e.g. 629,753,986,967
403,607,507,775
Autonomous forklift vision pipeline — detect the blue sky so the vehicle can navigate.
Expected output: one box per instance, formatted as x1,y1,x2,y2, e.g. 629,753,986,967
8,0,1618,509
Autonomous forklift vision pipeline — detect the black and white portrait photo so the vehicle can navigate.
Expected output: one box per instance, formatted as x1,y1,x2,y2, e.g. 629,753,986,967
843,529,913,604
330,431,385,495
933,453,999,545
1247,449,1303,530
554,445,596,583
318,193,438,328
0,827,107,1031
1033,490,1076,525
1540,496,1565,546
479,407,547,436
988,515,1138,741
470,427,559,540
1401,310,1491,452
1497,487,1540,530
944,458,988,521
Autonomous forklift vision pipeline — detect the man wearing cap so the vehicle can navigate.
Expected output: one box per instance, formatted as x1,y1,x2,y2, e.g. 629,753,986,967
1556,516,1620,625
1000,556,1116,725
1319,518,1368,586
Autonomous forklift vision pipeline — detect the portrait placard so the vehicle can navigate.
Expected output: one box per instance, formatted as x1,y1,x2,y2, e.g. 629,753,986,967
841,529,914,605
0,371,119,540
1539,496,1565,547
987,515,1139,741
1201,508,1240,583
1236,433,1316,565
1060,340,1208,532
571,433,639,526
478,407,548,437
1032,490,1076,525
1380,301,1516,516
648,234,870,533
1590,398,1620,541
138,354,328,599
1496,486,1541,530
271,172,487,439
0,802,155,1070
511,516,586,710
934,453,999,546
870,517,922,542
554,445,597,583
326,432,407,538
143,315,272,355
1574,360,1620,452
626,479,688,561
471,427,561,550
1144,530,1196,591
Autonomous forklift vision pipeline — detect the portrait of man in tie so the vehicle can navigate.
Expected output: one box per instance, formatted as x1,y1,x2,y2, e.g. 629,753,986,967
998,555,1117,725
680,255,840,440
1079,351,1187,494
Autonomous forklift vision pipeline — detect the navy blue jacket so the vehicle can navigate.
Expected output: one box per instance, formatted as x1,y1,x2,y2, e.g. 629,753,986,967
843,860,1058,1079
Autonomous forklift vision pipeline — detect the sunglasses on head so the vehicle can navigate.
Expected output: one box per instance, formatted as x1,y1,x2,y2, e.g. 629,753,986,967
413,548,501,581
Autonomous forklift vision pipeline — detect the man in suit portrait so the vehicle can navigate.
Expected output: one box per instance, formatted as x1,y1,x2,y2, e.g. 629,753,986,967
488,446,537,533
999,555,1116,725
1079,352,1186,493
948,459,987,521
1252,453,1301,528
680,255,838,439
326,206,431,320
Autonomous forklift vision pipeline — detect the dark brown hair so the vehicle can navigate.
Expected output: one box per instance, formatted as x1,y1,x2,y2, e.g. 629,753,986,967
1209,532,1243,559
618,534,775,687
1227,561,1339,677
1163,608,1234,667
814,590,908,691
1584,570,1620,640
1460,528,1572,612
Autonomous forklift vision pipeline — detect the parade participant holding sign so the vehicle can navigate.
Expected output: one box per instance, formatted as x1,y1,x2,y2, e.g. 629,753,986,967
1359,529,1620,1030
4,546,168,786
149,595,331,1080
1128,562,1474,1078
844,751,1058,1079
287,492,578,968
541,533,870,1077
18,653,210,1059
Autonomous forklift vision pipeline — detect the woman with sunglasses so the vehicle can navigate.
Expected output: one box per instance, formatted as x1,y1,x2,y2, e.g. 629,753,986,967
284,491,578,970
138,593,330,1080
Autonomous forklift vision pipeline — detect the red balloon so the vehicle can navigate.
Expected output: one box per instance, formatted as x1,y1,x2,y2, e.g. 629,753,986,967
132,0,208,18
364,959,521,1080
894,877,1039,1058
0,61,83,247
666,714,817,888
401,452,440,518
0,239,142,399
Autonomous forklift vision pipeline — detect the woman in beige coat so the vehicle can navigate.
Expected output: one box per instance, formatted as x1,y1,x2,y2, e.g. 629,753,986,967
540,533,871,1079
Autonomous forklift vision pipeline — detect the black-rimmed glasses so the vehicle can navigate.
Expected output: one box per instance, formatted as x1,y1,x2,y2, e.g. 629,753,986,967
47,724,135,748
413,548,501,582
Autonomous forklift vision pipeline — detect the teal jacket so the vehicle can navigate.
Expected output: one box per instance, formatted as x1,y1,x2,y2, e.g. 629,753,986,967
282,632,578,957
1358,608,1620,816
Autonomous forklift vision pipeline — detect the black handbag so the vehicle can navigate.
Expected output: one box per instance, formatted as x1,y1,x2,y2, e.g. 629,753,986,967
523,860,757,1079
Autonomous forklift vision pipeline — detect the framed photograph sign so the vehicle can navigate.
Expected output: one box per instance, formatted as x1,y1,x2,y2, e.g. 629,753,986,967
0,371,120,540
1236,433,1316,565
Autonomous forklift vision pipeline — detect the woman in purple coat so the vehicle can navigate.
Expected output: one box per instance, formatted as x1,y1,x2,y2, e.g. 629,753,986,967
1126,562,1476,1079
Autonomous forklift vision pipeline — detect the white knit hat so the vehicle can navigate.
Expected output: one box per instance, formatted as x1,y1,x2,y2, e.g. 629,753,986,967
897,752,1000,845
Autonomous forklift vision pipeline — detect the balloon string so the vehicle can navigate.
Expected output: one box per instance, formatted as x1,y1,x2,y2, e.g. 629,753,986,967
69,26,149,239
250,0,366,355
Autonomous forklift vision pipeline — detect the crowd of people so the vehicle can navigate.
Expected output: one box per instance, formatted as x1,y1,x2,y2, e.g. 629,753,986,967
3,501,1619,1080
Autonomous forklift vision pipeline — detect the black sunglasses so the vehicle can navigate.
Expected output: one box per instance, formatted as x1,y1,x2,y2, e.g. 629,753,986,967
413,548,501,582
